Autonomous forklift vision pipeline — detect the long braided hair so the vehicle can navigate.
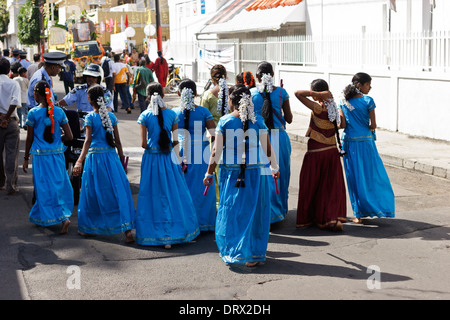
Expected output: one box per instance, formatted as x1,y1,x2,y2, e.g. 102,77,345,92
230,85,257,188
210,64,229,116
146,82,171,153
34,80,54,143
87,84,115,148
179,79,197,173
256,61,275,130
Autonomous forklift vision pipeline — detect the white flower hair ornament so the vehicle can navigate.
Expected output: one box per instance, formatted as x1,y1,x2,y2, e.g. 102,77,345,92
323,98,341,126
216,78,230,114
238,93,257,124
98,96,114,134
339,83,364,112
180,87,196,112
257,73,274,94
148,92,166,116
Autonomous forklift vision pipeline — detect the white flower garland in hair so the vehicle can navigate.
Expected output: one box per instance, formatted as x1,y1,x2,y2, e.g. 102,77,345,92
238,93,257,124
339,83,364,112
97,97,113,134
323,98,341,125
257,73,274,94
148,92,166,115
216,78,230,114
180,87,196,112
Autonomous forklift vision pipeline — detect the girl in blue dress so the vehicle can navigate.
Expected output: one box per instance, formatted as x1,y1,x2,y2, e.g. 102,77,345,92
339,72,395,223
250,61,293,223
72,85,135,243
136,82,199,249
204,84,280,267
23,80,74,234
173,79,217,231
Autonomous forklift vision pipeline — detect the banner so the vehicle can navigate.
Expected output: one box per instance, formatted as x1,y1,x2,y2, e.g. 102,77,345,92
198,46,235,73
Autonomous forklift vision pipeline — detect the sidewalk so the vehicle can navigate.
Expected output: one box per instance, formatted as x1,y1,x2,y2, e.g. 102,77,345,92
166,92,450,180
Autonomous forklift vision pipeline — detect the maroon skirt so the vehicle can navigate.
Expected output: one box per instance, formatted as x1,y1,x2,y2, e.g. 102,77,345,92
296,142,347,229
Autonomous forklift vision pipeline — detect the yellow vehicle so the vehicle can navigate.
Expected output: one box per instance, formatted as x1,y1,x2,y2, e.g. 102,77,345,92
166,64,181,93
71,40,105,83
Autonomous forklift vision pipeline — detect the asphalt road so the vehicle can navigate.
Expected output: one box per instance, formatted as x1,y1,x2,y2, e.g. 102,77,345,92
1,80,449,304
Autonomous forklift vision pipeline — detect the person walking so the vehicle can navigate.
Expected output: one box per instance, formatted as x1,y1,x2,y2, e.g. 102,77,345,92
73,84,135,243
112,54,132,114
173,79,217,231
203,84,279,267
14,67,29,129
23,80,74,234
339,72,395,223
0,57,21,195
27,54,41,80
250,61,293,224
135,82,199,248
61,55,76,94
131,60,154,113
152,50,169,89
295,79,347,231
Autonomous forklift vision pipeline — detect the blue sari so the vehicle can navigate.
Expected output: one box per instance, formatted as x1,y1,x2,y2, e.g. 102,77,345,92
340,96,395,219
77,112,135,235
250,86,291,223
215,114,271,264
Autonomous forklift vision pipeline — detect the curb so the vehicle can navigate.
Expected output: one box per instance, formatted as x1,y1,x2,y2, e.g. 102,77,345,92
287,132,449,180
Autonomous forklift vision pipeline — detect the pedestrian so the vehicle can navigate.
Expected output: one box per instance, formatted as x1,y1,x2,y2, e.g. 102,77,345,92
27,54,41,80
0,57,21,195
130,47,139,66
294,79,346,231
73,84,135,243
23,80,74,234
173,79,217,231
57,64,113,112
203,84,280,267
19,51,31,70
112,54,132,114
101,52,114,94
14,67,29,129
339,72,395,223
131,60,154,113
2,49,10,62
135,82,199,248
10,49,20,63
250,61,293,224
152,50,169,89
27,52,66,108
235,71,256,89
61,55,76,94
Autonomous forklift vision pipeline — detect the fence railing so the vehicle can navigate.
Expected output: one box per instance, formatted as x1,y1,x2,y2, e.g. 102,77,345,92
171,31,450,83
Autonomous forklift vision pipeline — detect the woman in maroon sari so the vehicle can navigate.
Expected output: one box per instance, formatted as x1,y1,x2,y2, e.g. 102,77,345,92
294,79,347,231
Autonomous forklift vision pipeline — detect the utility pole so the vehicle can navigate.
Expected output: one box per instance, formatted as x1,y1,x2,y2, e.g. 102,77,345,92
154,0,162,52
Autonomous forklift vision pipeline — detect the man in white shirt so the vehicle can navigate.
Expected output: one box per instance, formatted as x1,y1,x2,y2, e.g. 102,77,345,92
0,57,21,195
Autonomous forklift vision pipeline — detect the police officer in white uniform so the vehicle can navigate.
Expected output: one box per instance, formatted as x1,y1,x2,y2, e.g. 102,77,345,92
57,64,113,112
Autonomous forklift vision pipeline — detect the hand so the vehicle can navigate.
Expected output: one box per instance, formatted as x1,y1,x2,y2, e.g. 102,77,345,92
321,91,334,100
272,171,280,180
203,176,213,186
73,162,82,176
23,159,28,173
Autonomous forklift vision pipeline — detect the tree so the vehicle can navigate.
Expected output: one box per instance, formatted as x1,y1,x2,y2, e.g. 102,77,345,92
0,0,9,42
17,0,41,46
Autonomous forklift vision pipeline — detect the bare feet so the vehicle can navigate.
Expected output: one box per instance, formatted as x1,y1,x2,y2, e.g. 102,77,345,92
333,221,343,232
125,230,134,244
164,244,172,249
352,218,362,224
245,262,259,267
60,220,70,234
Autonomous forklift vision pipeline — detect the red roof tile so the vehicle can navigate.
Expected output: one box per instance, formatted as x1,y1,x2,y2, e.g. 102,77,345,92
246,0,302,11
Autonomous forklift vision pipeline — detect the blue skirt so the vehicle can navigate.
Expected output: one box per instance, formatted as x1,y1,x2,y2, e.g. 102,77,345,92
77,151,136,235
216,166,270,264
342,139,395,218
29,153,73,226
267,129,291,223
136,151,199,245
181,141,216,231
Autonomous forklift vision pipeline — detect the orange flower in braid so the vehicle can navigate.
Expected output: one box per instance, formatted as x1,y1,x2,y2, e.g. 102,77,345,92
44,88,55,134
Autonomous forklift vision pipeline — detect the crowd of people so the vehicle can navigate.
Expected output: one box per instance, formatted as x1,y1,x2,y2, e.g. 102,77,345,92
0,47,395,268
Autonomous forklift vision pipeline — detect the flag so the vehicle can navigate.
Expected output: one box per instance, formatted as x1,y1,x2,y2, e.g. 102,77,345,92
110,18,114,32
125,14,129,28
121,16,125,32
390,0,396,12
147,9,152,25
100,20,105,33
114,19,117,33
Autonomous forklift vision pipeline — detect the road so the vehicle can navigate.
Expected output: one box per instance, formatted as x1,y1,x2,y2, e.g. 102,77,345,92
0,79,449,304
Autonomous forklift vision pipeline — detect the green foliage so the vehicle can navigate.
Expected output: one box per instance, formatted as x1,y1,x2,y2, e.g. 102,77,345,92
17,0,41,45
0,0,9,41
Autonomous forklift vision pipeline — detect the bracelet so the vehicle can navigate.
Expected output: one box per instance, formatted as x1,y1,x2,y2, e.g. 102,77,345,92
270,164,279,174
205,173,214,179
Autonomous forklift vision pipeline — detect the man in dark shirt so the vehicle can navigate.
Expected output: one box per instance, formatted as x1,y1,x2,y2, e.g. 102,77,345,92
61,54,76,94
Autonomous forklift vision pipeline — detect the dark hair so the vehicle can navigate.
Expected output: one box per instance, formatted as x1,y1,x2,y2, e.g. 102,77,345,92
33,53,41,62
344,72,372,101
34,80,54,143
230,85,252,187
146,82,171,153
311,79,329,92
236,71,255,88
0,57,10,75
10,61,21,74
178,79,197,171
114,54,121,63
87,85,115,148
210,64,228,116
18,67,27,75
256,61,274,130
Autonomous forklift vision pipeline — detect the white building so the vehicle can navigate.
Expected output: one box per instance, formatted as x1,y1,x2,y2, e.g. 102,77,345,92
169,0,450,141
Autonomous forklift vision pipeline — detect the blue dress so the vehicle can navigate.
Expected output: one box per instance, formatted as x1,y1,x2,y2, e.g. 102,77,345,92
77,112,135,235
215,114,271,265
26,106,74,226
250,86,291,223
173,106,216,231
340,96,395,219
136,108,199,245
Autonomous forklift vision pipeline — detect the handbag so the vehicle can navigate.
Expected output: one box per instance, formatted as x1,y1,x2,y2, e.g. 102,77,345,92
134,70,147,90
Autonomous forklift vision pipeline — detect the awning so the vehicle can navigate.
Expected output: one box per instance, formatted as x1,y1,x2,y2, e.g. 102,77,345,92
197,0,306,35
